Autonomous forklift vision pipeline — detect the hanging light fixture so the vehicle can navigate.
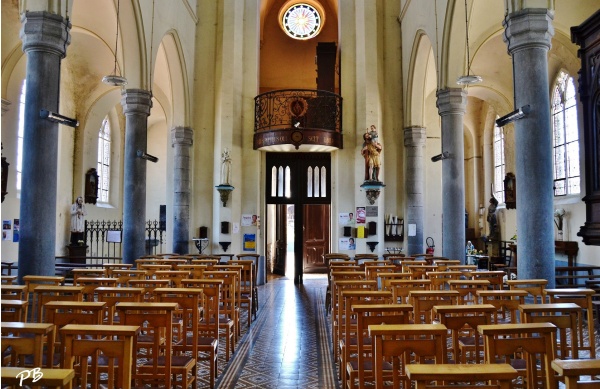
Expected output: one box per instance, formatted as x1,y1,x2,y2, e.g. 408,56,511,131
456,0,482,85
102,0,127,86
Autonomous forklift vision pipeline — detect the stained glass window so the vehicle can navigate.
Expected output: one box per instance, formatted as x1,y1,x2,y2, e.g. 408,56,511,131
281,3,323,40
552,71,580,196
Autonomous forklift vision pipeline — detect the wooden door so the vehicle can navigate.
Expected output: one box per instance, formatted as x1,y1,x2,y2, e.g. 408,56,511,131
273,204,287,276
303,204,329,273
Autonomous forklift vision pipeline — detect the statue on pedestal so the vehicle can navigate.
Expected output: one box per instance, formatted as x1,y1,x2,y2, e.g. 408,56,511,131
70,196,87,245
361,125,382,182
220,148,232,185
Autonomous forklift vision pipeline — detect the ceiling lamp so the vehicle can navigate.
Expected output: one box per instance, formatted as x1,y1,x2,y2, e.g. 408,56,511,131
102,0,127,86
456,0,482,85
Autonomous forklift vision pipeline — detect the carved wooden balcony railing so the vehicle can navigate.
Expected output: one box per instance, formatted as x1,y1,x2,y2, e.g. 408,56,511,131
253,89,343,150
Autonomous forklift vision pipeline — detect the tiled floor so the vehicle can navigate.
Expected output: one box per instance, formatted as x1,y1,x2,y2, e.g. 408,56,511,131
215,274,336,389
210,273,600,389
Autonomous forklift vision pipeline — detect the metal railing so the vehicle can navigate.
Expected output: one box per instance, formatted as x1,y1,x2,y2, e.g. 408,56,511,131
84,219,166,259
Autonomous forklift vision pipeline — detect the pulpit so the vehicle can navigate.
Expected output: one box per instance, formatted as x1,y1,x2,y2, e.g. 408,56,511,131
67,244,87,264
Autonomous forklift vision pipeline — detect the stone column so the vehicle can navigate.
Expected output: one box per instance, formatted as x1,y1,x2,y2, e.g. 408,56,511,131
436,88,467,262
503,9,555,286
18,12,70,281
171,126,194,254
404,126,426,255
121,89,152,264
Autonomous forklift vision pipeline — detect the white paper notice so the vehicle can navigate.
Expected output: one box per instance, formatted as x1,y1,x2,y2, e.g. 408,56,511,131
233,223,240,234
408,224,417,236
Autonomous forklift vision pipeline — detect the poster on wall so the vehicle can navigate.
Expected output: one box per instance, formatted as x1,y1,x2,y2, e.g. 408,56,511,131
339,212,355,225
243,234,256,251
13,219,19,243
241,214,258,226
356,207,366,224
3,220,12,241
339,237,356,250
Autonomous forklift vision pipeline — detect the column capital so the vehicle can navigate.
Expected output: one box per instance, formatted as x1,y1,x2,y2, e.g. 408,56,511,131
121,89,152,116
20,11,70,58
503,8,554,54
436,88,467,116
403,126,426,147
171,126,194,147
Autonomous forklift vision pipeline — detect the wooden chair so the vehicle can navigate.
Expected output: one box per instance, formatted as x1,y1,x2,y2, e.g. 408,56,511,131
447,279,490,304
1,366,74,388
95,286,144,324
364,264,396,282
477,289,527,324
175,264,207,279
346,303,411,389
506,278,548,303
390,279,431,306
101,263,133,277
0,299,28,322
434,304,495,364
32,285,83,323
544,288,596,359
230,259,257,326
0,275,18,284
191,259,219,269
60,324,139,389
235,253,260,315
154,270,190,287
154,288,205,389
1,321,55,368
109,269,146,286
126,279,170,301
70,268,107,282
332,280,377,361
1,285,27,300
369,323,447,389
138,264,172,278
406,363,518,389
407,264,438,280
479,322,557,389
469,270,506,290
194,280,221,388
23,275,65,322
73,277,117,302
339,290,393,388
551,359,600,389
42,301,105,367
196,272,237,361
519,302,582,359
426,271,463,290
377,272,411,292
115,302,179,389
409,290,459,324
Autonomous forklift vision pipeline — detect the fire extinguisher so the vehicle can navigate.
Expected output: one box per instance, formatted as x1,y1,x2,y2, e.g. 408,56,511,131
426,237,435,255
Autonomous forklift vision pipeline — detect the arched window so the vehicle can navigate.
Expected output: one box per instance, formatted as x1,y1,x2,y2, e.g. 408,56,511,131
552,71,580,196
97,117,111,202
493,121,505,204
16,81,25,192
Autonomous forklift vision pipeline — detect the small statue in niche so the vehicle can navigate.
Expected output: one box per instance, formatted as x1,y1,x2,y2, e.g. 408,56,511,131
361,125,382,182
70,196,87,245
220,148,232,185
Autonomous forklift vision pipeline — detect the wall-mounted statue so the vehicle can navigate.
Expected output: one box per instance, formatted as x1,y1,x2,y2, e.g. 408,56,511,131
70,196,87,245
220,148,232,185
487,195,499,241
361,125,382,182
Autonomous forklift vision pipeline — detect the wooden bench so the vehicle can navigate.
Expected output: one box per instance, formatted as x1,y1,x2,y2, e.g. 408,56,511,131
406,363,519,389
555,266,600,287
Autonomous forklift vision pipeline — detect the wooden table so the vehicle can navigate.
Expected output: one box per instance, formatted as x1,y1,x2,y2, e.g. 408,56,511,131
551,359,600,388
1,321,56,368
1,366,74,388
406,364,518,389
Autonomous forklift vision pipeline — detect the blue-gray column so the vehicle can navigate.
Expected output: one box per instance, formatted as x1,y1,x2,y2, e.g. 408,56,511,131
18,12,70,281
404,126,426,255
121,89,152,264
503,9,555,286
171,126,193,254
436,88,467,262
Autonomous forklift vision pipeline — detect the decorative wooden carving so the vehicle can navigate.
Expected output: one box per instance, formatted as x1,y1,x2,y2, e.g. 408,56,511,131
572,10,600,245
